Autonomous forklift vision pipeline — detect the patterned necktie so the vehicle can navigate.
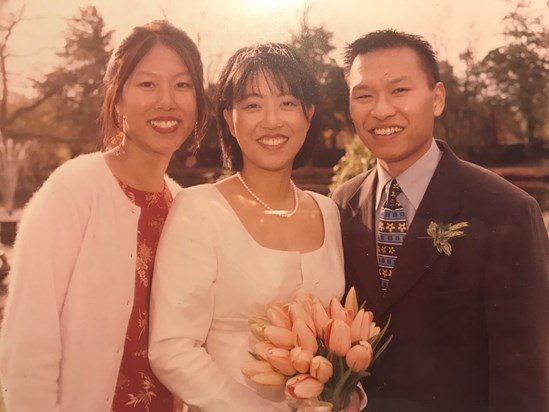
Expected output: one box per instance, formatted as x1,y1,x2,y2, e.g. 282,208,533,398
377,179,407,293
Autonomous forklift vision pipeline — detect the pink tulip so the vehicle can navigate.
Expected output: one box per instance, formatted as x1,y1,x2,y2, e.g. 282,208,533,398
264,325,294,349
251,371,286,386
266,347,297,376
344,308,355,325
290,303,316,333
241,361,287,386
285,374,324,400
241,359,275,378
344,287,359,315
309,356,333,383
312,302,330,338
350,309,372,342
253,341,275,361
327,297,347,322
290,347,314,374
292,319,318,354
345,341,373,372
325,319,352,357
294,292,318,315
266,304,292,330
370,322,381,339
249,317,268,341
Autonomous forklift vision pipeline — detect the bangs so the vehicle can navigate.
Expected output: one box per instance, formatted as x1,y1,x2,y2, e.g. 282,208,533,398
230,57,310,107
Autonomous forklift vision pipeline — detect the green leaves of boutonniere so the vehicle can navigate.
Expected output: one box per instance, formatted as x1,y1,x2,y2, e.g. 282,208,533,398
426,221,469,256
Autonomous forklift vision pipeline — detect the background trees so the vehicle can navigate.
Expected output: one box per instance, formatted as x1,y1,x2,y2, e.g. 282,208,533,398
0,1,547,201
478,0,548,150
34,6,113,156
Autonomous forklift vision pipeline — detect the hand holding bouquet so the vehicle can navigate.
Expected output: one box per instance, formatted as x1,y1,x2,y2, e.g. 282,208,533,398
241,288,391,411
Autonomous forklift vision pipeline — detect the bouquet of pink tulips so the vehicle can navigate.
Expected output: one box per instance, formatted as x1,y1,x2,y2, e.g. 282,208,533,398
241,287,391,411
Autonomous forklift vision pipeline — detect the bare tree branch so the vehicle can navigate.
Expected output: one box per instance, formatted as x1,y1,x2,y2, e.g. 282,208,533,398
1,87,59,130
0,2,26,124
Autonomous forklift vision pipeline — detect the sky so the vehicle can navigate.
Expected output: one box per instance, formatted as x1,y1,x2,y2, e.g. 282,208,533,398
4,0,549,95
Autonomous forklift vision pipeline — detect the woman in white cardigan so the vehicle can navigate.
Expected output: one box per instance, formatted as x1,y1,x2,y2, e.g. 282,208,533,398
0,20,208,412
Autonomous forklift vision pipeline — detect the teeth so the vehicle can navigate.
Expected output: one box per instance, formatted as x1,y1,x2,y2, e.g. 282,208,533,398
150,120,178,129
258,136,287,146
372,127,403,136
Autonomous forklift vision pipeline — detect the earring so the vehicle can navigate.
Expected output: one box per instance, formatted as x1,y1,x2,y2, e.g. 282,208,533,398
114,115,128,157
114,135,126,157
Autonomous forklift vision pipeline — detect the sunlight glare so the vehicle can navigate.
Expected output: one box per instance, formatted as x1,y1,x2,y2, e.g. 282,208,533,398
244,0,300,12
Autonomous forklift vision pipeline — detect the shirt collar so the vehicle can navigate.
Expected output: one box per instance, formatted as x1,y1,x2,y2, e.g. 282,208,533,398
374,139,442,209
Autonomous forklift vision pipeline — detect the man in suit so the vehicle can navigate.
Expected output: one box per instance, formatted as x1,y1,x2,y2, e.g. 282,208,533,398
332,30,549,412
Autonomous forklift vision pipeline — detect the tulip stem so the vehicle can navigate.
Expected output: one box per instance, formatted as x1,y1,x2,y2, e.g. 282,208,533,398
329,358,354,410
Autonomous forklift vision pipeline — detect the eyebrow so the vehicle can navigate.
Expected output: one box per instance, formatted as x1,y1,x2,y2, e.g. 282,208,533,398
388,75,411,84
133,70,191,77
240,91,293,99
351,75,412,92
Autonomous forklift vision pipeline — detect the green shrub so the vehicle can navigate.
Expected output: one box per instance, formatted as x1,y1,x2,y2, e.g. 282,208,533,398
329,135,376,193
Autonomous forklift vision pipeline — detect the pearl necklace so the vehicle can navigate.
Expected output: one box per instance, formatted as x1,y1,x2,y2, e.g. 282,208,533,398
236,172,299,218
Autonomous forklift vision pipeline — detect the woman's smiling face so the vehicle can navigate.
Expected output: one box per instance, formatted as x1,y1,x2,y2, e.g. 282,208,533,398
223,70,314,173
117,43,197,158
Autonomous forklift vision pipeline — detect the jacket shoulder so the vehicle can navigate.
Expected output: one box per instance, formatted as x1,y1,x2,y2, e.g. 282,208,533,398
331,170,373,206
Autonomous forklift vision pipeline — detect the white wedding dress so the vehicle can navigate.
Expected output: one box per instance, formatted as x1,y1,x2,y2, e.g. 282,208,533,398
149,184,345,412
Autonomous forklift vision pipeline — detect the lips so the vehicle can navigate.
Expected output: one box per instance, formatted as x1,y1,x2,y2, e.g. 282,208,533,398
149,118,180,133
257,134,289,149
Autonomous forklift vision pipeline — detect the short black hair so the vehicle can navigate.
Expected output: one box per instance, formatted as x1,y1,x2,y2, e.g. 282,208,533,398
344,29,440,89
216,42,321,171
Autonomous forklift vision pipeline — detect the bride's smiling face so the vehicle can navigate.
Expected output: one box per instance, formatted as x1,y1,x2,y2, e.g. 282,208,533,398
223,70,314,173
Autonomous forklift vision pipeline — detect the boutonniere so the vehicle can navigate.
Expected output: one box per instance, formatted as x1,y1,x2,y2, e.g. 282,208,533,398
425,221,469,256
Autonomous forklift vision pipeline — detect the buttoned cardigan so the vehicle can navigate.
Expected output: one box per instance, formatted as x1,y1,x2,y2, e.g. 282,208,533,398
0,152,180,412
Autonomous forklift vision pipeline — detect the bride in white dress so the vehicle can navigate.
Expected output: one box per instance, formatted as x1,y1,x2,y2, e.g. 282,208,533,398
149,43,360,412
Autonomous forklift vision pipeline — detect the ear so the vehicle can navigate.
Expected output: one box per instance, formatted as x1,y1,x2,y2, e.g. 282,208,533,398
305,104,315,125
223,108,236,137
433,82,446,117
115,102,124,121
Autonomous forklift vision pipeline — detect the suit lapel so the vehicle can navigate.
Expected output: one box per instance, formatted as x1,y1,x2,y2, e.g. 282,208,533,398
379,143,463,316
343,170,385,312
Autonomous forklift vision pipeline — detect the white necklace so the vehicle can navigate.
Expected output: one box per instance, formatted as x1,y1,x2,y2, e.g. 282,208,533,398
236,172,299,218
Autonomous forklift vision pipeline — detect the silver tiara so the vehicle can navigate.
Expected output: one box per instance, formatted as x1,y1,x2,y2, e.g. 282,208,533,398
235,42,296,65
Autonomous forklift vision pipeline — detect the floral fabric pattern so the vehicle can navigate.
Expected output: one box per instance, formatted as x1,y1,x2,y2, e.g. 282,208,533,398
111,180,174,412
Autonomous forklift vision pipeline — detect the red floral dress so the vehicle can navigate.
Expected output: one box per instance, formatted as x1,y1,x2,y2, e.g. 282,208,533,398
111,180,177,412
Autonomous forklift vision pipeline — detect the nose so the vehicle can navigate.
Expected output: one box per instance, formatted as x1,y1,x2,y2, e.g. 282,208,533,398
156,83,176,110
371,94,396,120
261,102,283,129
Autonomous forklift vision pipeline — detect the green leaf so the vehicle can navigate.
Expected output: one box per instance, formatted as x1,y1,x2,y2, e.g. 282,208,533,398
372,334,393,365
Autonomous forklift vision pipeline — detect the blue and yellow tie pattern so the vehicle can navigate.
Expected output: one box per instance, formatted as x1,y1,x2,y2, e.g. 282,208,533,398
377,179,407,293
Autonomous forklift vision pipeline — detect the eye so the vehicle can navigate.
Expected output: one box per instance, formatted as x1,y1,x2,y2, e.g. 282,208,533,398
281,99,298,108
138,81,155,88
244,102,260,110
393,87,409,94
176,81,193,89
354,93,372,100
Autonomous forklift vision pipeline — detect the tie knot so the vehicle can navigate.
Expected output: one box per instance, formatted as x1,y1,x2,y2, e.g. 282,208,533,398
386,179,402,209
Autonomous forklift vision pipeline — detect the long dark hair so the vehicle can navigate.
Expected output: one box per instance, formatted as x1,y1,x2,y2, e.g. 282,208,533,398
99,20,208,150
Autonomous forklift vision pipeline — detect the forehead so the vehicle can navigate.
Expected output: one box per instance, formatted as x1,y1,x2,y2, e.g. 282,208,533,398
133,43,188,74
349,47,427,87
242,69,289,94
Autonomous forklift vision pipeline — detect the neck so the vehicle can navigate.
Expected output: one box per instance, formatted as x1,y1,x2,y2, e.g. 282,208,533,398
104,142,170,192
238,167,294,204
